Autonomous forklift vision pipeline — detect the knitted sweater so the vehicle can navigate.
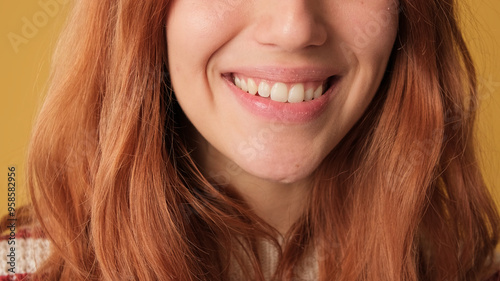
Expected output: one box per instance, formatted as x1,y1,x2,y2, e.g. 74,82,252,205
0,229,50,280
1,230,499,280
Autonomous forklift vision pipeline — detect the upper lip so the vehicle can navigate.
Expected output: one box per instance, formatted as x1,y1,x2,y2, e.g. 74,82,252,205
221,66,340,83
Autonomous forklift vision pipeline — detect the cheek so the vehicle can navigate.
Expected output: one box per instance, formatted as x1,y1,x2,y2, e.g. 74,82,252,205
337,2,399,61
326,3,398,145
334,2,398,108
166,1,246,73
165,1,249,117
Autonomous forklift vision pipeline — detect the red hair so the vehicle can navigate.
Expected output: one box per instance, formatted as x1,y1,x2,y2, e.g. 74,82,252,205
27,0,499,280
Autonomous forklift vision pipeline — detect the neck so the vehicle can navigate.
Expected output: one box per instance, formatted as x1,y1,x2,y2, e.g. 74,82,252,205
225,169,311,235
190,133,311,235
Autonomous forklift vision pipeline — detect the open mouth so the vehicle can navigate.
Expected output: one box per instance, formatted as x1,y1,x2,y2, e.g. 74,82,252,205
227,73,337,103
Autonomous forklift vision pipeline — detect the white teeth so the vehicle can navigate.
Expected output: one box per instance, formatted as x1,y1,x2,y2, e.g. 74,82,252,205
304,88,314,101
288,84,305,103
240,79,248,92
235,77,241,88
270,83,288,102
247,78,258,95
258,81,271,97
313,85,323,99
233,75,328,102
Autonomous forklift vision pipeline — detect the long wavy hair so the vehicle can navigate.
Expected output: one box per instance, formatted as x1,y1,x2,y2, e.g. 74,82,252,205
27,0,499,280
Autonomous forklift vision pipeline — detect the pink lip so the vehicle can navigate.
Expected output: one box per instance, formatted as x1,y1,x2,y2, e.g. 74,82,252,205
222,69,339,124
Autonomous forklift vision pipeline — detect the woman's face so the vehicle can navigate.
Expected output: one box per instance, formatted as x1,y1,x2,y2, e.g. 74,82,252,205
166,0,398,184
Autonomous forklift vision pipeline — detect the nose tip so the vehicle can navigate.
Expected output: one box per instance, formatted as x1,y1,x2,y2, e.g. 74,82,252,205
253,1,328,52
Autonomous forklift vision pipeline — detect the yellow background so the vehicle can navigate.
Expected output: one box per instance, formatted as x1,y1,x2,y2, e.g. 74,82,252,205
0,1,499,218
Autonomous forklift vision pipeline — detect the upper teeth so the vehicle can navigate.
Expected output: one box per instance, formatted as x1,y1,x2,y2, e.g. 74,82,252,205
233,75,325,103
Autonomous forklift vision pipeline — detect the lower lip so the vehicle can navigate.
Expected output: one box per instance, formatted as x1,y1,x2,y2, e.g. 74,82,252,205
224,76,337,123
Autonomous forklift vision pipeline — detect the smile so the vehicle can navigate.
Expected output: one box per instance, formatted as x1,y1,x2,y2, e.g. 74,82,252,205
223,70,340,123
231,74,332,103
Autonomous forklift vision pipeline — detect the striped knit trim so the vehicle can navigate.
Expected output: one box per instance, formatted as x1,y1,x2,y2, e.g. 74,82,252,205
0,273,28,281
0,273,30,281
1,229,45,240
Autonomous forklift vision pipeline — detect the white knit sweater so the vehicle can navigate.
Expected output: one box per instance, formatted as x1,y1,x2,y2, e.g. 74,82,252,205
0,232,318,280
227,238,319,280
0,229,50,279
2,232,499,281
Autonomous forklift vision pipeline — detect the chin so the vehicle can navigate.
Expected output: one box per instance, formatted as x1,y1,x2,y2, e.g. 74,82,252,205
237,155,320,185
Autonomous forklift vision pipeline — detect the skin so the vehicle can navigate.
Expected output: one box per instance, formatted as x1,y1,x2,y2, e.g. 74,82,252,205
166,0,399,234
